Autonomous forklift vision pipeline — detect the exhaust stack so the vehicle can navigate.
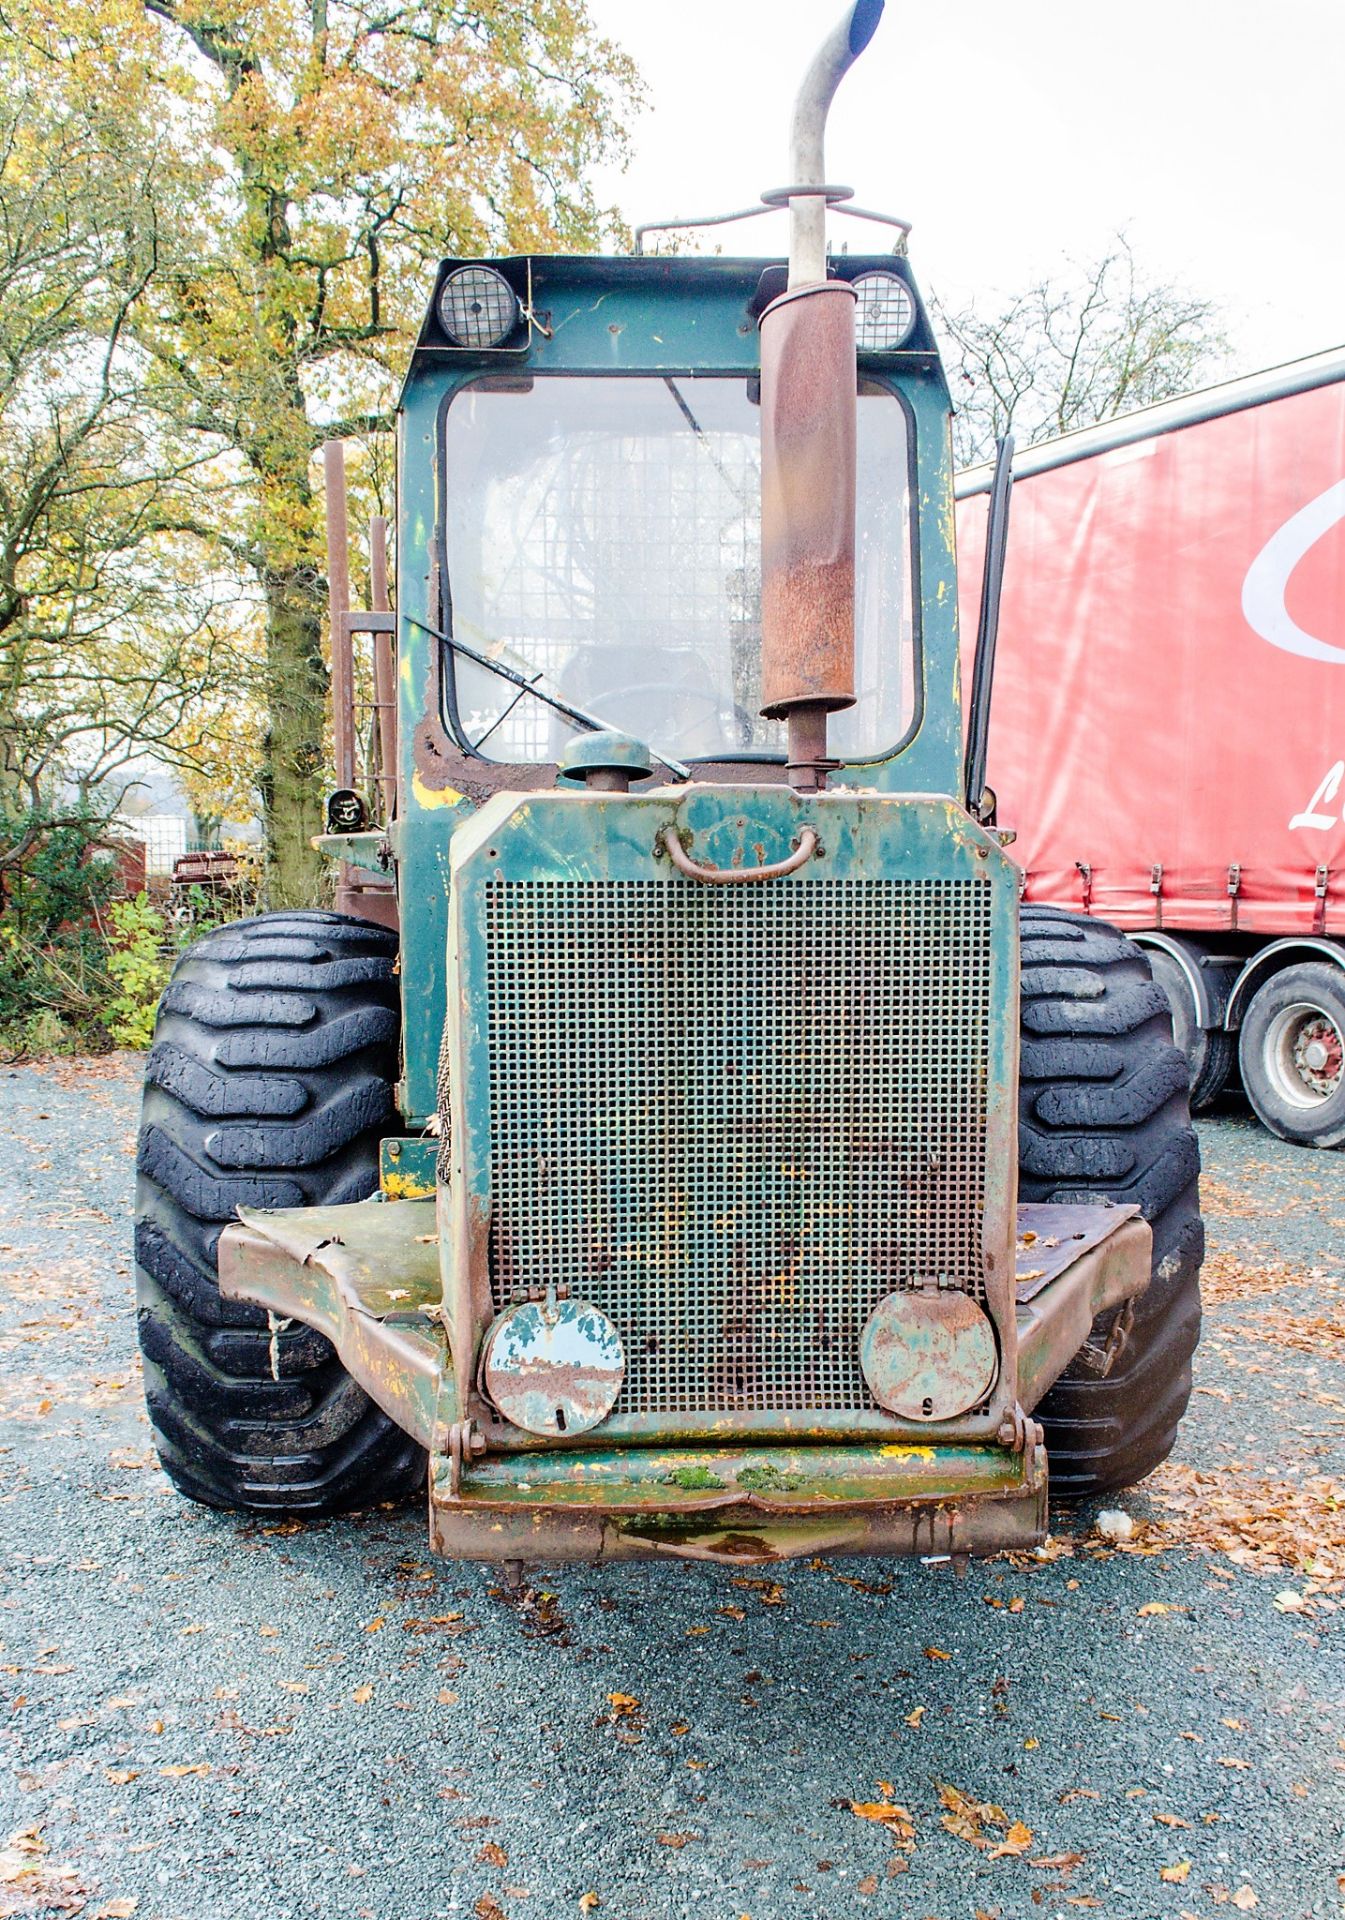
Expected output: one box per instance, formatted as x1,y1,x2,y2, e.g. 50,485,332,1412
759,1,884,790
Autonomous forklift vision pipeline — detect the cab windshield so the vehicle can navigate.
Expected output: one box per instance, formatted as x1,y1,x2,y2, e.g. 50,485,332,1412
440,373,916,763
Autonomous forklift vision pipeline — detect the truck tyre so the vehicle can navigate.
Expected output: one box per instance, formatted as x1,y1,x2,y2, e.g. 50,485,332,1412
1144,946,1235,1112
134,910,426,1513
1018,905,1204,1500
1237,961,1345,1148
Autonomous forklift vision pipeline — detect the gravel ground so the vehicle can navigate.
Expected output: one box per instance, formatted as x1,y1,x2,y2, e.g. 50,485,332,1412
1,1058,1342,1920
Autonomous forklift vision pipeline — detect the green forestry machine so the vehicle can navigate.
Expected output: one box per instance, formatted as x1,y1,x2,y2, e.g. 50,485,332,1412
134,2,1203,1570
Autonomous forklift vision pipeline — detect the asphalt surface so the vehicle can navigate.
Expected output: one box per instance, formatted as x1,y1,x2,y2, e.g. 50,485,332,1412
1,1058,1342,1920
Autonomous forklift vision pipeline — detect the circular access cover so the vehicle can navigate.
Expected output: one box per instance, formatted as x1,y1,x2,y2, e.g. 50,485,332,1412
859,1288,998,1422
481,1297,625,1437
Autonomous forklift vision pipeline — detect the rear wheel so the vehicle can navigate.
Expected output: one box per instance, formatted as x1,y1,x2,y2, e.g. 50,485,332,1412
135,910,426,1512
1144,945,1235,1112
1018,905,1204,1499
1238,961,1345,1147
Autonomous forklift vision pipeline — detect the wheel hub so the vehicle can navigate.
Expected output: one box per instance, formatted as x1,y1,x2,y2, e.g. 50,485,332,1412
1293,1016,1344,1095
1265,999,1345,1108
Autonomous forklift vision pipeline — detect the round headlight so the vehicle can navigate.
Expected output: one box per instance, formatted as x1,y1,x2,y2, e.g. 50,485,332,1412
853,271,917,351
437,265,519,348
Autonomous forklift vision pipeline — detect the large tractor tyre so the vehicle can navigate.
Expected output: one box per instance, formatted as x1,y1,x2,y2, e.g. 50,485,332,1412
1144,946,1236,1113
1237,961,1345,1148
1017,904,1204,1500
134,910,426,1513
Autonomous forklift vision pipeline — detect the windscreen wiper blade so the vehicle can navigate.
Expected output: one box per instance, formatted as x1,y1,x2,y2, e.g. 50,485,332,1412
405,614,690,781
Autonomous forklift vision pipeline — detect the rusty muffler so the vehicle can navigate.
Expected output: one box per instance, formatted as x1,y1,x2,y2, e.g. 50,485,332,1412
759,1,883,790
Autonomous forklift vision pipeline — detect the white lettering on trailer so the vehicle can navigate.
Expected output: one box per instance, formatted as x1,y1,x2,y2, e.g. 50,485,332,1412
1290,760,1345,832
1242,478,1345,665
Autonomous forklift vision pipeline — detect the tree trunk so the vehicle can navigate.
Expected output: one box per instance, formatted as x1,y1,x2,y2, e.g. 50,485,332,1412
260,565,328,907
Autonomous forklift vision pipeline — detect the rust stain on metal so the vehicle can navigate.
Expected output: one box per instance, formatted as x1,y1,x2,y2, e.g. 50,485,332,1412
859,1287,999,1422
659,823,820,885
758,281,858,723
481,1296,625,1437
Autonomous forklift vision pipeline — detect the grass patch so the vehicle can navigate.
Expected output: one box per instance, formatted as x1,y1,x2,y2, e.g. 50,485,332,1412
736,1463,804,1493
661,1465,727,1491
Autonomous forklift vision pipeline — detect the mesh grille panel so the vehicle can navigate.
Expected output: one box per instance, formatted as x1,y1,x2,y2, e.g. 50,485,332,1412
480,878,992,1416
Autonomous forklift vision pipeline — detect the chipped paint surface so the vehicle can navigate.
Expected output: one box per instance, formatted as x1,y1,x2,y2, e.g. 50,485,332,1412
427,1438,1046,1563
382,1168,437,1201
481,1296,625,1436
380,1137,438,1200
860,1287,999,1421
411,769,462,811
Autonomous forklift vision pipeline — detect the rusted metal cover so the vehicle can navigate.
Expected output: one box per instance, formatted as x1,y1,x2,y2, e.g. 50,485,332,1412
758,279,858,720
859,1288,999,1421
482,1297,625,1437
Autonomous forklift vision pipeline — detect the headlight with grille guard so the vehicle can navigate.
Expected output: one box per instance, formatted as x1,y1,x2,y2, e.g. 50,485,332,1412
853,271,917,351
437,265,519,348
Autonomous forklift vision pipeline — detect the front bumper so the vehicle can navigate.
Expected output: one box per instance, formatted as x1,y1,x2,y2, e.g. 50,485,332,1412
429,1439,1045,1565
218,1193,1148,1567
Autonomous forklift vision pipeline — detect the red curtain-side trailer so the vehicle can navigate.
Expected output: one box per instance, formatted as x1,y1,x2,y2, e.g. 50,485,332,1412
956,347,1345,1145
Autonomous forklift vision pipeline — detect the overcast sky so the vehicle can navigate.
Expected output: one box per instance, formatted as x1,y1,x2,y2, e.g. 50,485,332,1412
584,0,1344,381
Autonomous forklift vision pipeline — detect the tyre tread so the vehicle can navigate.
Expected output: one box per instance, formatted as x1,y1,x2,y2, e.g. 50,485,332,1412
1018,905,1204,1500
134,910,424,1514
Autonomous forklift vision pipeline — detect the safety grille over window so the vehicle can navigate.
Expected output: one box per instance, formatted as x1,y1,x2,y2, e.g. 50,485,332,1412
478,876,992,1416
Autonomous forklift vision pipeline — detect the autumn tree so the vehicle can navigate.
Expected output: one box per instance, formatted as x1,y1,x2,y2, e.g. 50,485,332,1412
10,0,640,904
0,56,244,876
935,234,1228,469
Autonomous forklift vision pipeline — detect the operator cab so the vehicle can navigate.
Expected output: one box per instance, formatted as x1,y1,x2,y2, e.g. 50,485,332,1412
398,249,959,798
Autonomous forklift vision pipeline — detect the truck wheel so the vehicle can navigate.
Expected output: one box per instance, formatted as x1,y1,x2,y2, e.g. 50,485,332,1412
1144,946,1235,1112
1018,905,1204,1499
135,910,426,1512
1237,962,1345,1147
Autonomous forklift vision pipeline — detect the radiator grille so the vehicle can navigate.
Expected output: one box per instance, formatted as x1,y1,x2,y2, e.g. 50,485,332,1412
480,877,992,1416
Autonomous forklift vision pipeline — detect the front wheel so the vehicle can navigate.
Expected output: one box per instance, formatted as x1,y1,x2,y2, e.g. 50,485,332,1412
1018,905,1204,1500
1238,961,1345,1147
135,910,426,1513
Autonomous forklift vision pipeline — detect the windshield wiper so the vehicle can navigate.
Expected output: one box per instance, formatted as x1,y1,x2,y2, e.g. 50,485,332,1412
405,614,691,782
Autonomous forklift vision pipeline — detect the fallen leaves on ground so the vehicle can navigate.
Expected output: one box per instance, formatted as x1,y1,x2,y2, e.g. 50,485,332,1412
1196,1246,1338,1304
1144,1462,1344,1595
937,1783,1033,1857
846,1782,917,1853
600,1692,645,1743
0,1825,85,1915
655,1833,696,1850
730,1578,785,1606
1224,1308,1345,1361
1198,1181,1273,1224
1160,1860,1192,1883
